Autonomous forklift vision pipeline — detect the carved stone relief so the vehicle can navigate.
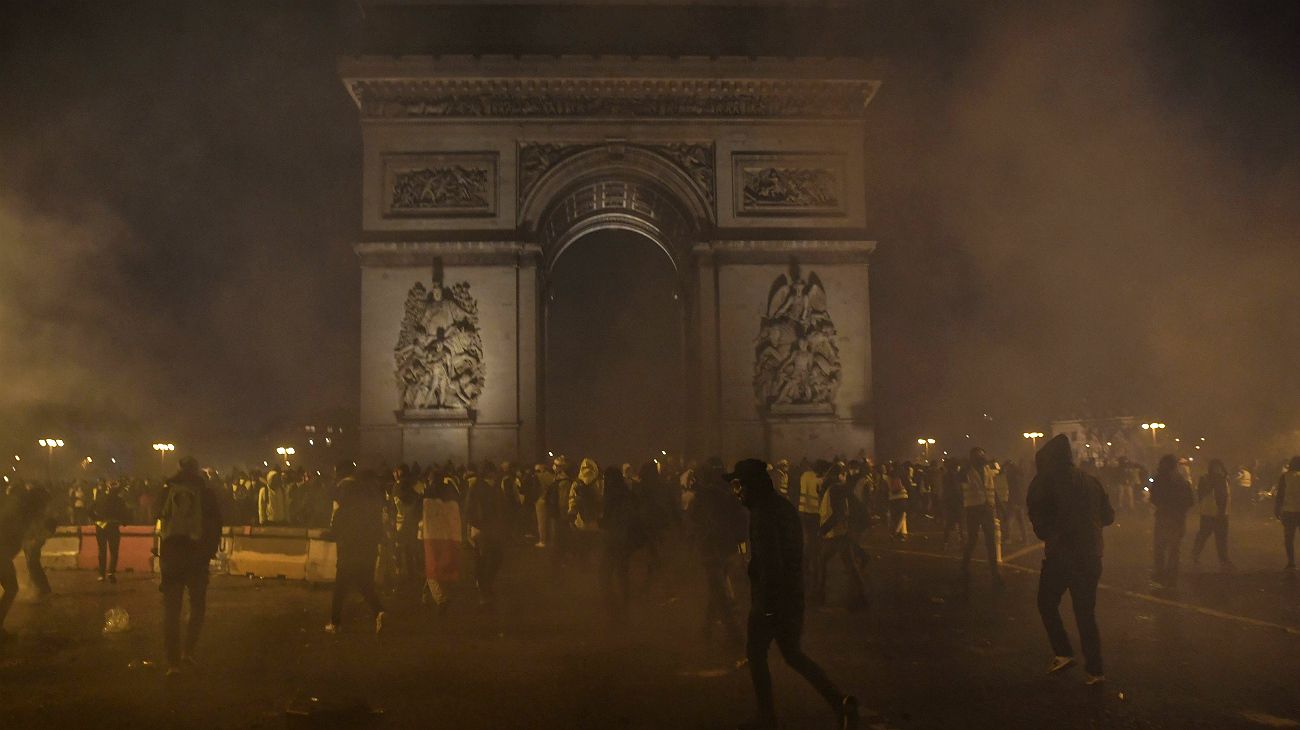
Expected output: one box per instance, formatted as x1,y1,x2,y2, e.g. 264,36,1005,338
383,153,497,217
518,141,715,207
395,279,485,414
734,153,845,217
754,263,841,409
348,78,878,120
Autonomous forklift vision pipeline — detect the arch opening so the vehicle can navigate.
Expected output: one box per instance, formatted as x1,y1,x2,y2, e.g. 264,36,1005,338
544,228,686,466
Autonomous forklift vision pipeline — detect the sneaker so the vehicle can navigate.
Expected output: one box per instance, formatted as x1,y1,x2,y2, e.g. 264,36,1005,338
96,576,106,582
323,623,339,635
839,695,861,730
1084,674,1106,686
1048,656,1077,674
534,541,547,548
374,611,386,635
164,666,181,678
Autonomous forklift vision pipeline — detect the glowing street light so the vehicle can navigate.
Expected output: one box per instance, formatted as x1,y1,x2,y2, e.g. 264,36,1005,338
917,437,936,458
1022,432,1044,450
1140,422,1166,446
276,446,295,465
37,438,65,482
153,442,175,474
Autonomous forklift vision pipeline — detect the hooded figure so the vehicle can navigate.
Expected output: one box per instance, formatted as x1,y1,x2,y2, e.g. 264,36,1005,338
568,458,602,531
1026,434,1114,684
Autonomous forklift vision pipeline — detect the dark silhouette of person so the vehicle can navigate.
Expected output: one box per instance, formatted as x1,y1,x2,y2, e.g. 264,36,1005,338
157,456,222,675
326,462,387,634
727,458,859,730
1027,434,1114,685
1149,454,1194,588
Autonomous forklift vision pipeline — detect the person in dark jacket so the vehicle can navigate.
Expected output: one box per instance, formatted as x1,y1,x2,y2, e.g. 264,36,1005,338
1,484,51,639
157,456,223,675
1274,456,1300,571
464,463,512,606
1148,454,1194,588
599,466,642,622
728,459,859,730
1191,459,1233,570
1026,434,1114,685
688,458,745,646
91,482,131,583
326,463,386,634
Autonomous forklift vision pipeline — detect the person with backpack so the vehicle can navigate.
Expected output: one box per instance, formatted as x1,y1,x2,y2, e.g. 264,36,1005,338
157,456,222,676
1027,433,1114,686
326,463,387,635
813,464,869,611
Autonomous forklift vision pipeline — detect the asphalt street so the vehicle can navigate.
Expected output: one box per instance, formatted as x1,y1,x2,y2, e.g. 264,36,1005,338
3,508,1298,729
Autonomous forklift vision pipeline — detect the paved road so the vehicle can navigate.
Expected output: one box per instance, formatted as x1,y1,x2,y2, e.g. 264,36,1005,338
3,510,1298,729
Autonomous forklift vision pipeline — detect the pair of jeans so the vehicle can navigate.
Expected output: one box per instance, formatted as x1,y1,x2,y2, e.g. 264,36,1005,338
1153,517,1185,585
1191,516,1230,565
332,543,383,625
1037,556,1103,675
159,538,210,666
473,536,504,600
746,608,843,723
813,535,868,607
95,524,121,577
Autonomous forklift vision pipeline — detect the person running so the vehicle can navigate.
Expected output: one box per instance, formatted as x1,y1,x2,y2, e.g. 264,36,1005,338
1275,456,1300,571
157,456,222,676
727,459,859,730
325,463,386,635
959,448,1004,592
813,464,869,611
1149,454,1193,589
91,482,131,584
1191,459,1234,571
1026,434,1114,686
421,476,462,613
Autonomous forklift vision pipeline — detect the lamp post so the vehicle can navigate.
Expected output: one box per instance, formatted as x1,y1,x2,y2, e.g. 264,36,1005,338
1140,422,1165,446
917,437,936,459
37,438,65,482
1022,432,1044,451
276,446,296,467
152,443,175,475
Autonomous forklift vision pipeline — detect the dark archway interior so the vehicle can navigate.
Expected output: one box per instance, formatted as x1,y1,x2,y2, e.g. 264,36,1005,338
545,229,684,468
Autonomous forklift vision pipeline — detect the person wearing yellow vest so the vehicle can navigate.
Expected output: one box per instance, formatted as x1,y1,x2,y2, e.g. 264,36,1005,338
1274,456,1300,571
959,447,1004,592
796,461,825,586
1190,459,1233,571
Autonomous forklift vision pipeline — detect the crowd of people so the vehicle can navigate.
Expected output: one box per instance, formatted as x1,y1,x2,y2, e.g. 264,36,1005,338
3,442,1300,728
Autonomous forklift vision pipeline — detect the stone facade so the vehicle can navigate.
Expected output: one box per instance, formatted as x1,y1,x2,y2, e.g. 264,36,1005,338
342,56,879,465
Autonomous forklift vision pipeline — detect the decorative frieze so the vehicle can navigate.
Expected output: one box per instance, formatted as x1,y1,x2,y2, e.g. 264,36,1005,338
383,153,498,218
734,153,846,217
347,78,877,120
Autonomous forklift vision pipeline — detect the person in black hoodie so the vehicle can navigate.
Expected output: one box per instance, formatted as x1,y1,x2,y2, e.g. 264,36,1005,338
1027,434,1114,685
728,459,859,730
1148,454,1194,588
157,456,222,676
326,463,386,634
91,482,131,583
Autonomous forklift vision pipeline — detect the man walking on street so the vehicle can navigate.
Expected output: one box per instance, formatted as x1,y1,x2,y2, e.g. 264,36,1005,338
727,459,859,730
1275,456,1300,571
1149,454,1193,589
1027,434,1114,686
157,456,222,676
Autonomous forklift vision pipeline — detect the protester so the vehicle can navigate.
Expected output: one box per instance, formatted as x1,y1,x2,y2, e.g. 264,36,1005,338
796,460,824,577
1,484,52,639
813,463,869,611
1002,460,1028,544
727,459,859,730
326,463,386,635
1027,434,1114,686
959,448,1004,592
257,469,291,525
465,461,511,606
1149,454,1194,589
688,458,745,646
90,483,130,583
157,456,222,676
1191,459,1234,571
421,476,462,613
1275,456,1300,572
566,457,603,565
886,463,910,541
599,466,642,622
21,484,55,597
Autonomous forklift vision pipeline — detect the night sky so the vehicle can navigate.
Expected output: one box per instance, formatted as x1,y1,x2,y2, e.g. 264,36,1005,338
1,1,1297,463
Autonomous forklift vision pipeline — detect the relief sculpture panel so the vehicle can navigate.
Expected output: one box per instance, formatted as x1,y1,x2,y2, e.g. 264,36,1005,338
754,263,841,410
383,153,497,217
395,279,485,416
734,153,845,217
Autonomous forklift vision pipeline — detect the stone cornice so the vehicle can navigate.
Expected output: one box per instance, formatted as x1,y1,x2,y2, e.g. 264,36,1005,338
694,239,876,265
355,241,542,267
340,56,880,120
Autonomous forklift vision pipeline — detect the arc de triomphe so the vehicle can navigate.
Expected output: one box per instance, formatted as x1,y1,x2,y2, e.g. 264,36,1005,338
341,54,880,465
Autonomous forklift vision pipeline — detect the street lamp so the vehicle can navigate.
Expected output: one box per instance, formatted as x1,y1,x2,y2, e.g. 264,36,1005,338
917,437,936,459
1022,432,1044,450
1140,422,1165,446
152,443,175,474
37,438,65,482
276,446,296,466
